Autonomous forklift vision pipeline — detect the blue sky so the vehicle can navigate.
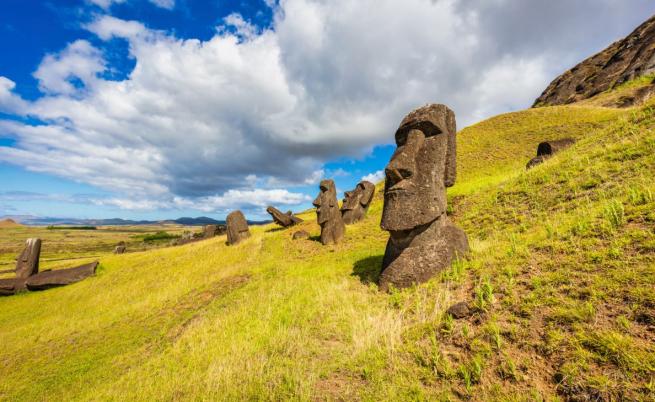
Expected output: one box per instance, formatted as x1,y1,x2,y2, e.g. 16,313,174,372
1,0,654,220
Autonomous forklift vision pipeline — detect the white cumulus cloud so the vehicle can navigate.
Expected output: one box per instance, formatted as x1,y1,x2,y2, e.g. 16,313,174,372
1,0,654,213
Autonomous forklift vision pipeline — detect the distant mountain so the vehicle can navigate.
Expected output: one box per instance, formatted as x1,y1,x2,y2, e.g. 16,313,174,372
0,215,270,226
534,14,655,107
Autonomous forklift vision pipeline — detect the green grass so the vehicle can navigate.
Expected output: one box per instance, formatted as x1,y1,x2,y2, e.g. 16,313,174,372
0,82,654,400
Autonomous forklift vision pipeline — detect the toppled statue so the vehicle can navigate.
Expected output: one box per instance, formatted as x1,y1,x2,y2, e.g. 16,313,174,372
526,138,576,169
341,181,375,224
15,238,41,279
26,261,99,291
0,238,99,296
267,206,303,228
313,179,345,245
379,104,469,291
226,210,251,245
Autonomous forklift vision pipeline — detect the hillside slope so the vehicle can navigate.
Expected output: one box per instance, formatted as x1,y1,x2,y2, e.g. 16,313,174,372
534,14,655,107
0,84,653,400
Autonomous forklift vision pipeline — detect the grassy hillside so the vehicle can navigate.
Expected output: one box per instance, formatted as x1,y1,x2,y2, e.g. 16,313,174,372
0,85,653,400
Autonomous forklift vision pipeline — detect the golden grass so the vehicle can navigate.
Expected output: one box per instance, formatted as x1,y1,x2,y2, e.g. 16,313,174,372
0,81,654,400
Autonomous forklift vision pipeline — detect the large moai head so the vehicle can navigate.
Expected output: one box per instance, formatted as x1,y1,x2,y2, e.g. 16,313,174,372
381,104,456,232
226,210,251,245
15,238,41,279
312,179,345,244
341,180,376,224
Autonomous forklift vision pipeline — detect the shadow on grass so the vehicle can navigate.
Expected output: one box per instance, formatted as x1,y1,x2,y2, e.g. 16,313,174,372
352,255,383,284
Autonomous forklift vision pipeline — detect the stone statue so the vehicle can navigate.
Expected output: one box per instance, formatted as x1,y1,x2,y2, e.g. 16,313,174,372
203,224,218,238
114,241,126,254
15,238,41,279
266,206,303,227
341,181,375,224
526,138,576,169
379,104,469,291
312,179,345,245
226,210,251,245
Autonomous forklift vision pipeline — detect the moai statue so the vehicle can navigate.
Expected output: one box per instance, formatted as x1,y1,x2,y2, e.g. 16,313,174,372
266,206,303,228
114,241,126,254
312,179,345,245
203,224,218,238
379,104,469,291
526,138,576,169
341,181,376,224
15,238,41,279
226,210,251,245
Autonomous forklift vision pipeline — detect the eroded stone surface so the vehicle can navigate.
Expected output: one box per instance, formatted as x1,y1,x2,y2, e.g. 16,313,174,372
312,179,345,245
292,230,310,240
341,181,375,224
15,238,41,279
379,104,469,291
226,210,251,245
267,206,303,227
447,302,471,319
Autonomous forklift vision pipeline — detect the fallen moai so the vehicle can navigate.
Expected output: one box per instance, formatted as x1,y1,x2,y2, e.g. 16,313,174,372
267,206,303,228
26,261,99,291
226,210,251,245
0,238,99,296
341,181,375,224
313,179,345,245
526,138,576,169
379,104,469,291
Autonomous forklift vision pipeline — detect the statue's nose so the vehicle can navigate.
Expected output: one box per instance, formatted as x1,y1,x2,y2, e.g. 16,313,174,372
385,129,424,186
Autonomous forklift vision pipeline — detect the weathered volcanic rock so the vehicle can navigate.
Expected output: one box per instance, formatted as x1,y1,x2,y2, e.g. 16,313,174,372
226,210,251,245
526,138,576,169
379,104,469,292
292,230,310,240
341,181,375,225
25,261,99,291
312,179,345,245
534,14,655,107
267,206,303,228
447,302,471,319
15,238,41,279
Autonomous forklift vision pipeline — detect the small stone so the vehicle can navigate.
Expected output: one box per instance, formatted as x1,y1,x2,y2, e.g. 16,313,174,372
292,230,310,240
447,302,470,319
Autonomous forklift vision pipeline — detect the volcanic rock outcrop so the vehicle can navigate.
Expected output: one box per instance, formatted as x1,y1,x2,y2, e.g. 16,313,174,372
341,181,375,224
312,179,345,245
534,14,655,107
526,138,576,169
226,210,251,245
379,104,469,291
266,206,303,228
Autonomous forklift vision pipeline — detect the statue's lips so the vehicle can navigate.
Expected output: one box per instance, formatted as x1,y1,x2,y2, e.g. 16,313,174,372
386,187,413,195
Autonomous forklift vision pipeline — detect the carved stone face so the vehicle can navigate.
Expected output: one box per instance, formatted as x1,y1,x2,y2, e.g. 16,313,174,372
313,180,338,224
341,181,375,224
381,104,456,232
312,179,345,245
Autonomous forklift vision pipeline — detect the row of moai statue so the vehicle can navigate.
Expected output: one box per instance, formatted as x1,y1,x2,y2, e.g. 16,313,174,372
308,104,470,291
0,238,99,296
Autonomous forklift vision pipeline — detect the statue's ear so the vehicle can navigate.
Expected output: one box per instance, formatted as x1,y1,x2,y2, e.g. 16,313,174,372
444,109,457,187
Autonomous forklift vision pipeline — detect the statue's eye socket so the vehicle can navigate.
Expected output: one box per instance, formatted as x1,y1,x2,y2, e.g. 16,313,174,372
320,186,328,191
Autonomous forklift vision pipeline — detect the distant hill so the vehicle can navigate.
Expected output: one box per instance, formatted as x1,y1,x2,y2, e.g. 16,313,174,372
534,14,655,107
0,218,21,228
0,215,270,226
